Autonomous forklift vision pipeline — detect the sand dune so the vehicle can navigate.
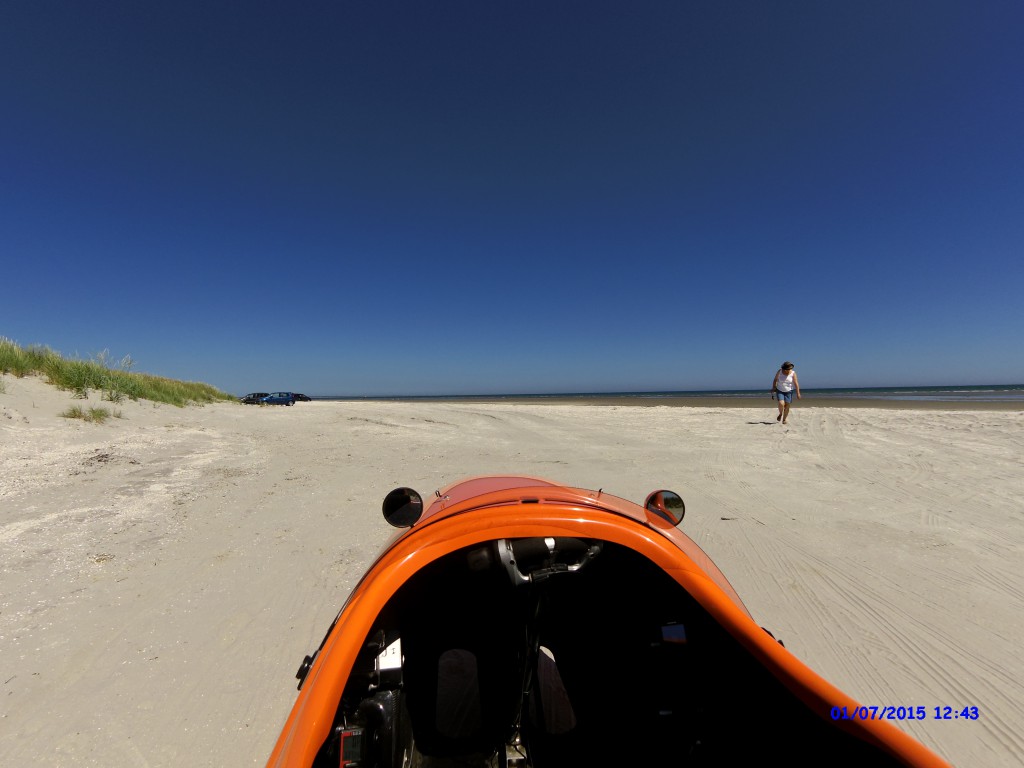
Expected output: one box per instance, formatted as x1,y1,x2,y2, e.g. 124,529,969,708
1,374,1021,766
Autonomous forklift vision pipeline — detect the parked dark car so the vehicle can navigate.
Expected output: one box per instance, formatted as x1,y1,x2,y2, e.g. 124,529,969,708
292,393,312,402
261,392,295,406
241,392,269,404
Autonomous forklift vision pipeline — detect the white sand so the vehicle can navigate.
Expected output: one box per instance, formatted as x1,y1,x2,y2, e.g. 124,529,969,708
1,374,1021,766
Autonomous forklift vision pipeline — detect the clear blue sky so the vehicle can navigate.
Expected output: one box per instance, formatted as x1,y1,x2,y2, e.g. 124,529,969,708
2,2,1022,395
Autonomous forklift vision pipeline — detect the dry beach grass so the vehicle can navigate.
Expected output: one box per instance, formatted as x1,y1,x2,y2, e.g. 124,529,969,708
1,374,1022,766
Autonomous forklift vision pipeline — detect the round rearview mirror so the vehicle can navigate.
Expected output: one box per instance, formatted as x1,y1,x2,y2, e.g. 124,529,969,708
644,490,685,526
382,487,423,528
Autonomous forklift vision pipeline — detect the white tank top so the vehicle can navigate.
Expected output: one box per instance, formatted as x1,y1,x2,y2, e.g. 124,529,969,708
776,371,795,392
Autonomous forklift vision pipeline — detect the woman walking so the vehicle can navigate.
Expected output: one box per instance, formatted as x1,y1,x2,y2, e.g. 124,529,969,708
772,361,801,424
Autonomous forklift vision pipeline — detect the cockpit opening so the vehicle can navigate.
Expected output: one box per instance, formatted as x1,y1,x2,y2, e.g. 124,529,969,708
312,539,901,768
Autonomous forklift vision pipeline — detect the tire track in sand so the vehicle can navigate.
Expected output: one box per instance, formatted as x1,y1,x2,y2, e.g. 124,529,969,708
775,537,1023,761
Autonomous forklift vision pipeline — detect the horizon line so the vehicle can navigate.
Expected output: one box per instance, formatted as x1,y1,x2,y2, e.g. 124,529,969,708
298,383,1024,400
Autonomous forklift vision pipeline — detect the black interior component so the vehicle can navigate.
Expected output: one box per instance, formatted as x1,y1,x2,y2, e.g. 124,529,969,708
499,537,603,586
318,539,906,768
354,690,405,767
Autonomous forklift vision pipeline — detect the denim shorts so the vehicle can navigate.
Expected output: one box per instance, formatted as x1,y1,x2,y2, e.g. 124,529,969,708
776,390,793,403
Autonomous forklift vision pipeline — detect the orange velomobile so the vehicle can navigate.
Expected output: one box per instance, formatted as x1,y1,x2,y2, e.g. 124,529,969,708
267,476,950,768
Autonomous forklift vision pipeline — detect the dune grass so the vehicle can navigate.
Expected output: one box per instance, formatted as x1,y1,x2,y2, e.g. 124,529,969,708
1,337,235,408
60,405,118,423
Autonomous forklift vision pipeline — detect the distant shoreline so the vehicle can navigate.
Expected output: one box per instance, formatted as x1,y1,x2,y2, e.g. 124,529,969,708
308,384,1024,406
317,394,1023,411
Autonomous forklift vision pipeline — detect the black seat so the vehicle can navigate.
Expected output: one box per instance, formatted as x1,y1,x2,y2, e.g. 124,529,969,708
399,554,524,762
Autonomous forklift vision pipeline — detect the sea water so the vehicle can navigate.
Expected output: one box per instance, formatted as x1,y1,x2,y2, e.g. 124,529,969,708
319,385,1024,404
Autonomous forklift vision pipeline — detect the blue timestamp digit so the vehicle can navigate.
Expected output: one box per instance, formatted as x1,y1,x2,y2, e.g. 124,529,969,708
934,706,979,720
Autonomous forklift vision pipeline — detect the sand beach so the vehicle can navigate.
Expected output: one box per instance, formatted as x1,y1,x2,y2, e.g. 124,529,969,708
1,374,1022,766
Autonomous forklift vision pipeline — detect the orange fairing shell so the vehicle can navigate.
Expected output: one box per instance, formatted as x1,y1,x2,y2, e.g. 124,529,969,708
267,476,950,768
